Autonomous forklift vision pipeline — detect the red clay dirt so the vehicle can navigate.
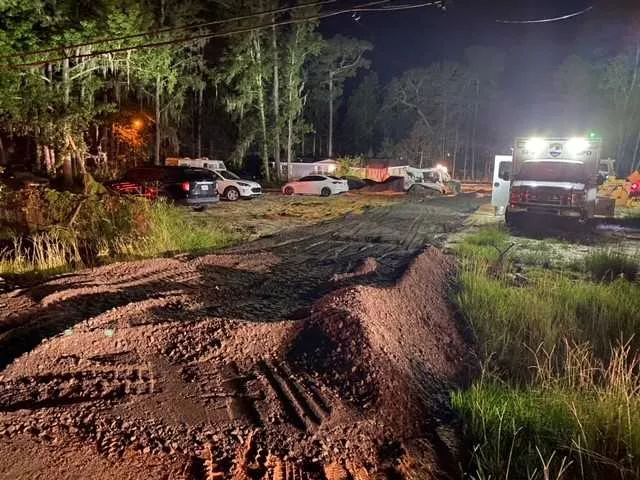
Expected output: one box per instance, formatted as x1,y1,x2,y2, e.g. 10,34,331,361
0,196,483,479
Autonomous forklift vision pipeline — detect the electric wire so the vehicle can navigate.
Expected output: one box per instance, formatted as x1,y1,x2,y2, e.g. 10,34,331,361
496,5,594,24
2,1,443,69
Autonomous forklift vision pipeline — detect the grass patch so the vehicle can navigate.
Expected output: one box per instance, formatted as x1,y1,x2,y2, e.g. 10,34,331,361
455,226,511,263
464,226,511,247
453,342,640,480
584,249,638,282
114,200,239,258
189,193,400,241
458,262,640,377
0,228,83,277
453,227,640,479
0,197,240,279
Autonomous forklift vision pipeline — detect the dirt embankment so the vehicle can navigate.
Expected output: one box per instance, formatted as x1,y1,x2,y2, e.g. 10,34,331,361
0,246,473,480
0,196,485,479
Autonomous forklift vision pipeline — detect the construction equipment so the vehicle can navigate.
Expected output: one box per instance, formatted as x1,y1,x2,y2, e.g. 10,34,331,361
406,165,450,194
597,159,640,208
627,170,640,208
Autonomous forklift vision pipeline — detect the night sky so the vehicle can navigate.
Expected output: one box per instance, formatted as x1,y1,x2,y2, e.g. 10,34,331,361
322,0,637,148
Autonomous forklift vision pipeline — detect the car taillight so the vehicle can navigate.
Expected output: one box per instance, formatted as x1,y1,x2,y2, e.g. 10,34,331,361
632,183,639,191
181,181,190,192
509,187,521,204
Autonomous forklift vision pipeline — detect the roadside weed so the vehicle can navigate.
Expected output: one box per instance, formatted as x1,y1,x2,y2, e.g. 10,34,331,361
583,248,638,281
454,227,640,479
0,200,240,278
0,229,83,277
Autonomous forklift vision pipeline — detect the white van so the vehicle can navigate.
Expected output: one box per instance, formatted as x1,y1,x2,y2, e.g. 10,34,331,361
165,157,262,201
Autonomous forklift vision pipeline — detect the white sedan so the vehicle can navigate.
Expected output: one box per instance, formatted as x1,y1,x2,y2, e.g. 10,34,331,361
282,175,349,196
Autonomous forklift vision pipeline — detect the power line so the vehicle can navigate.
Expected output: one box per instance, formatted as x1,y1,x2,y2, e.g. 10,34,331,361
496,5,593,24
355,1,443,12
0,0,342,62
3,1,443,69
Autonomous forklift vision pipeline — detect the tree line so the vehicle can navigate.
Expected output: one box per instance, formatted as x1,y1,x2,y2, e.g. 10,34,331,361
1,0,639,187
554,45,640,175
341,46,505,179
0,0,374,185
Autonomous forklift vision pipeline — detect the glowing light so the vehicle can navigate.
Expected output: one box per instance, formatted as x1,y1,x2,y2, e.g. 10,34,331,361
525,138,546,155
567,137,589,155
132,118,143,130
436,163,448,173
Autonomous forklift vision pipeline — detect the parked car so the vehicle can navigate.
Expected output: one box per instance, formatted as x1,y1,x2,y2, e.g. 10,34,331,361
165,158,263,201
107,166,219,207
282,175,349,196
209,169,262,201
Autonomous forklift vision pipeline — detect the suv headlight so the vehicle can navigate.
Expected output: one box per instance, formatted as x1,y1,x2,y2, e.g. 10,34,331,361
237,182,250,187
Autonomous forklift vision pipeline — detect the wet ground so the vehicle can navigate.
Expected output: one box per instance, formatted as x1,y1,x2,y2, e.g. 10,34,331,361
447,204,640,264
0,194,485,480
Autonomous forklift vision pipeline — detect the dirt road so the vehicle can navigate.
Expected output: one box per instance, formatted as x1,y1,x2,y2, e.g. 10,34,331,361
0,194,484,480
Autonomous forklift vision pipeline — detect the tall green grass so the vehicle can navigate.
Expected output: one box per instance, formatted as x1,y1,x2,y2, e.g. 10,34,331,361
459,261,640,378
0,200,240,278
453,227,640,479
0,228,83,276
455,226,511,263
583,249,638,282
113,200,239,258
453,342,640,480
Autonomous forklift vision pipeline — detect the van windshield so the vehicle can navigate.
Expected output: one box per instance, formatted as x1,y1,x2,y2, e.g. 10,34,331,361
516,161,587,183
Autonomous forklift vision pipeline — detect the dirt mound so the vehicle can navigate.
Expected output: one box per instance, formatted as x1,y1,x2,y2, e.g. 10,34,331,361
359,176,406,193
291,248,471,430
0,197,485,480
285,248,473,477
407,184,444,197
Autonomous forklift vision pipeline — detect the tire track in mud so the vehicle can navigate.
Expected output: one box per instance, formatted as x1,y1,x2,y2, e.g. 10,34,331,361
189,359,332,433
195,432,374,480
258,360,330,431
0,366,155,411
0,195,486,480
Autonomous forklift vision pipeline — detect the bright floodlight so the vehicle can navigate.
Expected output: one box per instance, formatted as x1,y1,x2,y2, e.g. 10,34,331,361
567,137,589,155
525,137,546,155
436,163,448,172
